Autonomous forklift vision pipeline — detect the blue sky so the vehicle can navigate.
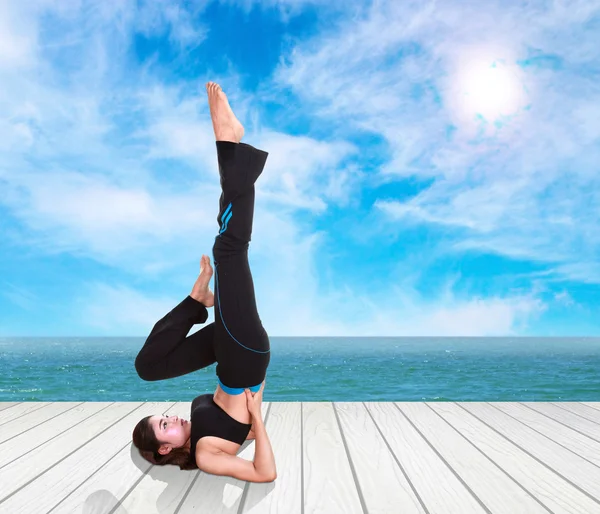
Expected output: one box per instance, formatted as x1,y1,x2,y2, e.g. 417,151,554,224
1,0,599,337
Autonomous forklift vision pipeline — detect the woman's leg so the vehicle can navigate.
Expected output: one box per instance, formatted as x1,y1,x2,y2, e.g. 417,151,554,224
135,298,217,381
211,141,271,393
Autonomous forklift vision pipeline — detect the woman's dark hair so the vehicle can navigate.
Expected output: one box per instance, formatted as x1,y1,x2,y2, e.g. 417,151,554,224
132,415,198,471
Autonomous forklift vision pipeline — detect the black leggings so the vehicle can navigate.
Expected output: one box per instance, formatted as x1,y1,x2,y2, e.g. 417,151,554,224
135,141,271,395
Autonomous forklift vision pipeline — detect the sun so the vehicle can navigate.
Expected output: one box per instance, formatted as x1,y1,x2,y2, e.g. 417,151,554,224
460,59,523,120
446,47,529,131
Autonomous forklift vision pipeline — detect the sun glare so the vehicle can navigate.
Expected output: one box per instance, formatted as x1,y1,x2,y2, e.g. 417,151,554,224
446,47,529,133
461,60,522,120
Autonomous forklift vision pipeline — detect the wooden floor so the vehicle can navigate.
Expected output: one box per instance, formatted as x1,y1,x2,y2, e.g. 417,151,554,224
0,401,599,514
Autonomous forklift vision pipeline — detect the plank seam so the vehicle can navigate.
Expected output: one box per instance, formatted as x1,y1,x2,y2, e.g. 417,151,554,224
549,402,600,428
0,402,140,507
460,403,600,506
0,402,22,413
363,402,429,514
582,404,600,414
48,438,148,514
173,469,202,513
332,402,368,514
0,402,51,428
426,403,553,514
506,403,600,466
0,402,85,447
394,403,493,514
0,402,115,473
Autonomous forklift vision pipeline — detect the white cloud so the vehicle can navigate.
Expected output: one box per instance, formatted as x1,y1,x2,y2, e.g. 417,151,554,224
554,290,575,308
273,0,600,286
77,282,191,333
0,1,40,70
78,272,545,337
4,0,599,335
2,165,222,273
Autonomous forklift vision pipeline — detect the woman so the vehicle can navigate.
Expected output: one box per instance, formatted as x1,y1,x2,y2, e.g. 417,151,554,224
131,82,277,483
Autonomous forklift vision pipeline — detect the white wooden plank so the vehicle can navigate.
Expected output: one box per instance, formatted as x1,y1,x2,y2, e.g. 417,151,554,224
582,403,600,412
431,402,600,514
555,403,600,424
335,402,426,514
0,403,19,413
399,402,546,513
177,401,283,514
461,403,600,500
302,402,363,514
0,402,108,468
4,401,597,513
91,402,198,514
493,403,600,466
368,402,485,513
0,402,51,425
241,402,302,514
0,402,83,443
523,403,600,441
51,442,151,514
0,402,150,512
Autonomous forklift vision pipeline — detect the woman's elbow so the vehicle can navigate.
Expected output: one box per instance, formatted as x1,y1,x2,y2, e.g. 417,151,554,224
265,470,277,482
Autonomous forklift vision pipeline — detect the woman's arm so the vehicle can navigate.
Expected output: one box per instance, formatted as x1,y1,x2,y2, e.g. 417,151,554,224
251,416,277,479
197,450,274,482
244,383,275,477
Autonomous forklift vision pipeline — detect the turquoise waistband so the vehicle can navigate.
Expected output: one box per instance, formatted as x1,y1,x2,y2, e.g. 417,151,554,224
218,377,262,395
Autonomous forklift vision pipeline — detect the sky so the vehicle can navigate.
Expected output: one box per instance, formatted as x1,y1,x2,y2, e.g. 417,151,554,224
1,0,599,337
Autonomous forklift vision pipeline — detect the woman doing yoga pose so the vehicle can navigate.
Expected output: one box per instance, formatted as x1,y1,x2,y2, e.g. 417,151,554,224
131,82,277,483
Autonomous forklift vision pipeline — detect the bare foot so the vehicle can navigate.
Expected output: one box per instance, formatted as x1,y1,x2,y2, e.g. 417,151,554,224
190,255,214,307
206,82,244,143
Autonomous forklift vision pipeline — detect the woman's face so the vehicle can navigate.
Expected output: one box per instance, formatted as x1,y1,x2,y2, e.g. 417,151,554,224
150,414,191,454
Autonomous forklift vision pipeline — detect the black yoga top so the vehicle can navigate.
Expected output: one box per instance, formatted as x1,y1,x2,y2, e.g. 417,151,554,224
189,393,252,458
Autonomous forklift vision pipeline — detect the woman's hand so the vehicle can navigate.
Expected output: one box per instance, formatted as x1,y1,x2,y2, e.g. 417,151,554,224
245,380,265,418
245,389,260,418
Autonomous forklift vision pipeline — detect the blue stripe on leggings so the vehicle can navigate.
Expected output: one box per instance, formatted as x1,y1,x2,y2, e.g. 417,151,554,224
214,263,270,355
219,211,232,234
219,203,232,234
221,202,232,222
218,377,262,395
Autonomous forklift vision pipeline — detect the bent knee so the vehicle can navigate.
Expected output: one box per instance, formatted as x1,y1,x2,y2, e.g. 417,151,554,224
134,356,159,381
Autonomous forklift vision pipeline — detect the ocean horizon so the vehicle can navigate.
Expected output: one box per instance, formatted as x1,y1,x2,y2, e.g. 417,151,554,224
1,337,599,402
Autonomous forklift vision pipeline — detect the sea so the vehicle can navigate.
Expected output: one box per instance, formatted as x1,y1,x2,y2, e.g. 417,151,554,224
1,337,599,402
